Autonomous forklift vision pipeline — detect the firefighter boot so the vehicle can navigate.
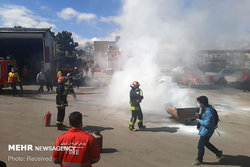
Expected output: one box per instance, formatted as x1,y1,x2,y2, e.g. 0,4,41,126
138,122,146,129
129,124,136,131
57,123,66,131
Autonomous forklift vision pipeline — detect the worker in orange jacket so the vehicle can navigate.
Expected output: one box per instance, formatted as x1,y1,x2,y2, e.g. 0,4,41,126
53,111,101,167
8,67,20,96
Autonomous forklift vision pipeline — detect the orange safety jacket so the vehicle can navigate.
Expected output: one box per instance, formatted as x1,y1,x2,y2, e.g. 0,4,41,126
8,72,20,83
53,128,101,167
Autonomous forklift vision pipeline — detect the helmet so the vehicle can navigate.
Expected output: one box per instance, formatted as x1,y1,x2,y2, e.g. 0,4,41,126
67,73,71,77
131,81,140,88
58,76,66,84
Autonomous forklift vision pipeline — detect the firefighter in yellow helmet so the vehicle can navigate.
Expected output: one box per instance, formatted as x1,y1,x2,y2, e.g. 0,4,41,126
8,67,20,96
56,76,68,130
129,81,146,131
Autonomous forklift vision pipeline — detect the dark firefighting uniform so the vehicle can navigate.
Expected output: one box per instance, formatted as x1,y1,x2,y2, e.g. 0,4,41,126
53,128,101,167
8,71,20,95
129,86,144,129
73,70,82,89
65,76,76,99
56,84,68,125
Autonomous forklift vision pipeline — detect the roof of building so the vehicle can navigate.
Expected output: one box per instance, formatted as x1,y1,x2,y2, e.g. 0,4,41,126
0,27,53,37
0,27,51,32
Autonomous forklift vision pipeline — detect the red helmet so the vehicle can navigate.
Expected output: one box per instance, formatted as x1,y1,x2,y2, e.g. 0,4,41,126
58,76,66,84
131,81,140,88
67,73,71,77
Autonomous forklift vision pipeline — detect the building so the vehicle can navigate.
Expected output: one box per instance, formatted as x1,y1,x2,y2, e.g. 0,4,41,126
0,27,56,79
94,40,120,70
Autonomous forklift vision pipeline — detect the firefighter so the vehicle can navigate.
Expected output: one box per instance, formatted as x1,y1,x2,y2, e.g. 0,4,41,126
73,67,82,89
8,67,20,96
65,73,77,100
129,81,146,131
53,111,101,167
56,76,68,130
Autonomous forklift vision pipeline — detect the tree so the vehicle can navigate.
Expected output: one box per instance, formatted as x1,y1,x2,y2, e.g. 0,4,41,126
76,48,86,57
55,31,78,57
76,42,94,58
83,42,94,58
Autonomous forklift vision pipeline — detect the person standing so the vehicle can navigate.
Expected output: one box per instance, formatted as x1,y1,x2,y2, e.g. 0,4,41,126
129,81,146,131
13,66,23,95
45,69,53,92
84,63,89,77
53,111,101,167
91,63,95,78
73,67,82,90
192,96,223,165
8,67,20,96
36,70,46,92
65,73,77,100
56,76,68,130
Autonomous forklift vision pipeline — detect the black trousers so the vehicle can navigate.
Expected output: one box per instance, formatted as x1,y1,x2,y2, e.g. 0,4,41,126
10,83,17,95
67,88,76,98
46,81,53,91
197,136,220,162
130,110,143,129
57,107,65,124
38,81,44,92
74,80,81,89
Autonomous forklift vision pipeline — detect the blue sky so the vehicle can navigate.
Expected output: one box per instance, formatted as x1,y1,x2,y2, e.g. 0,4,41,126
1,0,250,48
0,0,122,44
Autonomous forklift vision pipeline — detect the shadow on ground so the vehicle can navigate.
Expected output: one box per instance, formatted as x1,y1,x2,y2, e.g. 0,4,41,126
203,154,250,167
101,148,118,154
83,125,114,132
137,126,179,133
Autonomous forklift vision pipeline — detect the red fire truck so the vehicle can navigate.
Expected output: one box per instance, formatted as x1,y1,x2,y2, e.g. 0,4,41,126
0,58,16,90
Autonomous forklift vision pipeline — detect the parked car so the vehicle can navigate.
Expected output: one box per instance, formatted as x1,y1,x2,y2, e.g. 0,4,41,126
205,69,226,85
172,67,214,87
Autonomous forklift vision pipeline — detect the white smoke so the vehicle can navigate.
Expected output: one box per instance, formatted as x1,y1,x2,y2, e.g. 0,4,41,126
106,0,250,112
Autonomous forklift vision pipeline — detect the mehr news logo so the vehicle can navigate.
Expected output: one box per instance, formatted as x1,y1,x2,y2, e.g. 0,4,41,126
8,144,84,152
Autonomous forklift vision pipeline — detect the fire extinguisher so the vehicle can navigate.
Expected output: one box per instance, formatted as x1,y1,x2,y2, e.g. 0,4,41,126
44,112,51,126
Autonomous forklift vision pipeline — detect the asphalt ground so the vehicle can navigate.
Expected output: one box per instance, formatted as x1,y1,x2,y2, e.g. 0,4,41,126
0,73,250,167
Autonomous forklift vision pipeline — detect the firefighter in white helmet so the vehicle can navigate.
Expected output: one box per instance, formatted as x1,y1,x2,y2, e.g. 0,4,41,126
129,81,146,131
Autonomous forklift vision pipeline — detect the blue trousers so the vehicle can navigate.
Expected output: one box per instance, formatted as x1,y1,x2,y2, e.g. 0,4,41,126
197,135,220,162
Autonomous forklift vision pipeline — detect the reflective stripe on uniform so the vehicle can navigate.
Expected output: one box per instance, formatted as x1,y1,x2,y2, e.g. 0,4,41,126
62,161,90,167
130,106,140,110
56,121,63,124
137,120,142,123
56,104,68,107
129,121,134,125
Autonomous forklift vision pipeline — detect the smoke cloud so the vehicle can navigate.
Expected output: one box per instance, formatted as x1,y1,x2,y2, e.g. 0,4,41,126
106,0,250,112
